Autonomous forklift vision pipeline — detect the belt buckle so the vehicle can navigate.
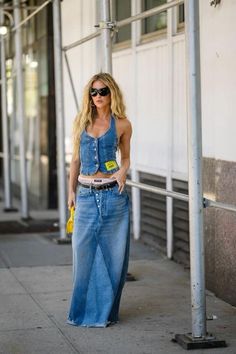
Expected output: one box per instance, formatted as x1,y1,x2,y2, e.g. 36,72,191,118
99,183,109,191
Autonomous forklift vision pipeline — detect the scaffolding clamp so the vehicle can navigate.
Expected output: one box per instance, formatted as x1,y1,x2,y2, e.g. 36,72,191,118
203,197,210,209
94,21,117,32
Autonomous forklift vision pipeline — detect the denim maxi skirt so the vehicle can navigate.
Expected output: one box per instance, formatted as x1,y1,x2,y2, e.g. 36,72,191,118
67,184,130,327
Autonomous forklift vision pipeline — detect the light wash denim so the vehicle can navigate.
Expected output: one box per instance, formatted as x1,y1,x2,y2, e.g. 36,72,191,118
80,115,119,175
67,184,130,327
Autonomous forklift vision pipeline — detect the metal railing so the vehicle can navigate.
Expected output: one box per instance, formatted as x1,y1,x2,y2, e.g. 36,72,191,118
126,179,236,213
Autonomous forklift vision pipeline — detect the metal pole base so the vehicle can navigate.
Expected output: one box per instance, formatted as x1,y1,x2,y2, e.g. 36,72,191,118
174,333,227,350
3,207,18,212
126,272,136,282
21,216,32,222
54,236,72,244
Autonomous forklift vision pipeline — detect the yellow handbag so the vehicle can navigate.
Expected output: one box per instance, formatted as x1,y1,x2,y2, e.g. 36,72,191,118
66,206,75,234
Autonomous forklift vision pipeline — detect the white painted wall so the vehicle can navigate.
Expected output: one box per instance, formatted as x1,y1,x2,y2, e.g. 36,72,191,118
135,42,169,174
61,0,98,156
113,34,188,178
172,36,187,176
61,0,236,175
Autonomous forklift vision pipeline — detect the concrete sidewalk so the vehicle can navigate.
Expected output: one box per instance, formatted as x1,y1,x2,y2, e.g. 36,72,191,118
0,231,235,354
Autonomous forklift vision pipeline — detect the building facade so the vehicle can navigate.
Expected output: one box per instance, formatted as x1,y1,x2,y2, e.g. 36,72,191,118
1,0,57,209
61,0,236,305
0,0,235,305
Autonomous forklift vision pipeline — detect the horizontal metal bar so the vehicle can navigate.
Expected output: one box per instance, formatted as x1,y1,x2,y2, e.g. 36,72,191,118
116,0,184,28
127,180,236,213
0,75,16,83
0,6,39,10
11,0,52,32
0,1,51,43
205,198,236,213
63,30,101,52
64,51,79,111
126,179,189,202
62,0,183,52
0,152,33,161
1,151,235,213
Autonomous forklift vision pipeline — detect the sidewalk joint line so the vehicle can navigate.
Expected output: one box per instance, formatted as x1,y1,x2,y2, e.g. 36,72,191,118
7,267,81,354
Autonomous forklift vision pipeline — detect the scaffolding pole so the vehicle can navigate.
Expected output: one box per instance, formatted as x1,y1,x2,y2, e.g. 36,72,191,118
186,0,206,339
62,31,100,52
101,0,112,73
0,3,12,210
13,0,29,219
166,0,174,259
0,0,51,214
53,0,67,240
62,0,184,55
63,51,79,112
11,0,52,32
130,0,141,241
175,0,226,349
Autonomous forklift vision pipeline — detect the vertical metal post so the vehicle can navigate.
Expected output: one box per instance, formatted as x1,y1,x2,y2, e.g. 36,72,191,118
185,0,206,338
63,51,79,112
101,0,112,73
131,0,140,240
0,4,12,210
166,0,174,259
13,0,29,219
173,1,226,349
53,0,67,240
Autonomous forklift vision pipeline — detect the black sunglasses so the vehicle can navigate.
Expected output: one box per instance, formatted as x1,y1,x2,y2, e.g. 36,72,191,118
90,86,110,97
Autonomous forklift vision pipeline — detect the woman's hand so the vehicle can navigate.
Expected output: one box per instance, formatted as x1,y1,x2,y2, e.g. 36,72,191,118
110,170,127,193
68,191,76,209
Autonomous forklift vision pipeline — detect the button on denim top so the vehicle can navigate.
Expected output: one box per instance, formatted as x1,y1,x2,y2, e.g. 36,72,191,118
80,115,120,175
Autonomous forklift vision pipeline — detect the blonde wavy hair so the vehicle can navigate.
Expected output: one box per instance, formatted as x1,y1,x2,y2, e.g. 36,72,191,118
72,72,126,159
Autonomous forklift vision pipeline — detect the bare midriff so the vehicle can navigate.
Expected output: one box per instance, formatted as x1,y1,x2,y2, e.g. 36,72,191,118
80,170,119,179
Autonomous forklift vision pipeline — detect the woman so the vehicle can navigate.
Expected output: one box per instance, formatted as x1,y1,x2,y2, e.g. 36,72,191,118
66,72,132,327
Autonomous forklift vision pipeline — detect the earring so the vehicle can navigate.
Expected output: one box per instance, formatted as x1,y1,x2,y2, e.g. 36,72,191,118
90,100,95,107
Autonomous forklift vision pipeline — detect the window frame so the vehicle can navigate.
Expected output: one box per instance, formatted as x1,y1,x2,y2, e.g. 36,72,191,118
140,0,168,41
111,0,185,51
112,0,132,50
176,3,185,33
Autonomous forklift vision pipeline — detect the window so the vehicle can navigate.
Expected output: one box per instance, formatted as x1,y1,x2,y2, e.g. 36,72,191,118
142,0,167,35
178,4,185,27
113,0,131,44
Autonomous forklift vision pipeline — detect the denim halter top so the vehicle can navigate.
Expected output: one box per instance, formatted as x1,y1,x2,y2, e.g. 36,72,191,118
80,115,120,175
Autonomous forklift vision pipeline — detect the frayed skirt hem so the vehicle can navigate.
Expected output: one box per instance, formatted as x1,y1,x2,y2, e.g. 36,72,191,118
66,318,119,328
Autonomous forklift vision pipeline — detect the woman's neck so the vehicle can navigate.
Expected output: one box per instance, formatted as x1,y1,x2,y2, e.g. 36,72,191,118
96,107,111,120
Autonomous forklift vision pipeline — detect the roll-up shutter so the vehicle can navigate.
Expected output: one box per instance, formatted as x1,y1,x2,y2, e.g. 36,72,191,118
173,179,190,266
139,172,166,252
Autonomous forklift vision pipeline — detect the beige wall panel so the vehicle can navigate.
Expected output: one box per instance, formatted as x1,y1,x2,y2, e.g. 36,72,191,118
62,0,97,155
172,38,188,176
135,44,169,174
200,0,236,162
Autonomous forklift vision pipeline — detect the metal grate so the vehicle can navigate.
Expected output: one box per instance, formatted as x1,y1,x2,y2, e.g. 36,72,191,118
139,172,166,252
173,179,190,266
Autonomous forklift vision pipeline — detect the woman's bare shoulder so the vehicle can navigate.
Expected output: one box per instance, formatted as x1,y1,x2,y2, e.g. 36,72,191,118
116,117,132,131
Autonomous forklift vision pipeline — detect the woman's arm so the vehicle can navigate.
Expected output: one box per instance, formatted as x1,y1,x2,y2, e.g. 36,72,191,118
112,119,132,192
68,155,80,208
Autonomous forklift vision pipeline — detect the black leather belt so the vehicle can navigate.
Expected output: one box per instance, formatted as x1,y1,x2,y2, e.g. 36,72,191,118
79,180,118,190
